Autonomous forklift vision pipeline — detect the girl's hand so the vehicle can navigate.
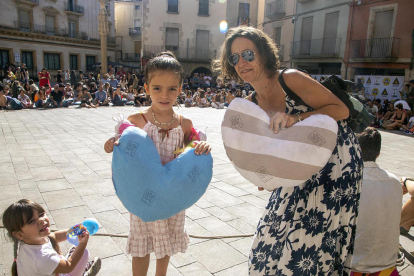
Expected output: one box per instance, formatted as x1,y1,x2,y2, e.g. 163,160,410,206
194,141,212,155
104,137,119,153
78,230,89,245
270,112,299,134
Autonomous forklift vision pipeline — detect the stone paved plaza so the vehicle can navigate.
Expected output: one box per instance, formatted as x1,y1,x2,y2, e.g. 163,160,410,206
0,106,413,276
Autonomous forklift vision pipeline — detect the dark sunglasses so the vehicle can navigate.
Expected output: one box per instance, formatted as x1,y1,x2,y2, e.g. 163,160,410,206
228,50,255,67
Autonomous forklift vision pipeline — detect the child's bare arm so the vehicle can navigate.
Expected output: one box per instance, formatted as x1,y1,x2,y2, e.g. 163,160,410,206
53,231,89,273
49,230,68,243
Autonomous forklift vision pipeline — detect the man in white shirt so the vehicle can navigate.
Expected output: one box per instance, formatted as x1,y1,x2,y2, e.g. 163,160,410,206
351,127,402,275
365,100,378,116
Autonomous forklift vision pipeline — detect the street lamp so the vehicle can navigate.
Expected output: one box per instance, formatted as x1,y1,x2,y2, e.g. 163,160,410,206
98,0,110,74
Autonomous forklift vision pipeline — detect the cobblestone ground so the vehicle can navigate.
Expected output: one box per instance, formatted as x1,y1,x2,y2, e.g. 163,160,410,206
0,106,413,275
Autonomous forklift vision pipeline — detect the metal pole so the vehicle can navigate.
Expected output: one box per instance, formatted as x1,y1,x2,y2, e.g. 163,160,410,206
98,0,110,74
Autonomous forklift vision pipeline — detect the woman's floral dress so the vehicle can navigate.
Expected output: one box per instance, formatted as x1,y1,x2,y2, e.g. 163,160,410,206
249,89,363,276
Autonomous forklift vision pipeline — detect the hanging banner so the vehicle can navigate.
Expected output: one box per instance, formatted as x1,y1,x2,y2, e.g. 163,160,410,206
354,75,404,101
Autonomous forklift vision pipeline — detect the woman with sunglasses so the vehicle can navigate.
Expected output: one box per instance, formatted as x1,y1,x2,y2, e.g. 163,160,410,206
214,26,363,276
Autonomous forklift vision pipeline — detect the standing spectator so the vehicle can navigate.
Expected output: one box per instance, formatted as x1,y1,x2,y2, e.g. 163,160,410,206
20,63,28,84
191,73,200,90
407,80,414,110
95,85,109,106
38,68,51,88
204,73,212,88
65,69,70,83
55,70,63,83
351,127,402,275
18,88,33,108
70,70,77,87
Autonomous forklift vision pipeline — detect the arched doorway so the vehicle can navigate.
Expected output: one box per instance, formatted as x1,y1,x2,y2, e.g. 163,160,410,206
191,67,211,76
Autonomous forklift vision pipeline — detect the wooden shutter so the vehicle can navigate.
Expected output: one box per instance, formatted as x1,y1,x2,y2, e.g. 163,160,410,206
238,3,250,18
322,12,339,54
300,17,313,55
274,27,281,46
165,28,179,47
373,10,393,38
196,30,209,59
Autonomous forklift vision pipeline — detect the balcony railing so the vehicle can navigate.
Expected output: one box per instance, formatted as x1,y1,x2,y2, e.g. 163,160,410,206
13,0,39,5
143,45,216,62
350,37,400,59
125,53,140,61
129,27,141,36
65,2,84,15
266,0,286,19
237,17,250,26
297,0,314,2
291,37,341,57
277,45,284,61
8,21,115,45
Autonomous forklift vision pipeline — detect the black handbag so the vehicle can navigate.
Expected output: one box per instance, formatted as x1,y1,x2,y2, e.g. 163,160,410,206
279,69,375,133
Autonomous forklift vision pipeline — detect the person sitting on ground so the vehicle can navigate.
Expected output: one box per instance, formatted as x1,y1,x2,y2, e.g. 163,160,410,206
184,91,193,107
224,90,235,107
365,100,378,117
109,75,118,89
18,88,33,109
79,86,97,108
95,85,109,106
198,90,209,108
0,83,8,110
34,87,47,108
100,73,110,86
383,103,407,130
351,127,402,275
64,83,73,99
72,82,82,102
125,86,135,103
401,113,414,134
88,82,97,99
44,83,52,96
112,85,126,106
382,102,395,122
49,84,64,108
211,91,224,109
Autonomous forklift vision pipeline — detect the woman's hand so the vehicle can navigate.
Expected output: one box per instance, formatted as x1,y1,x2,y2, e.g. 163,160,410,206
104,137,119,153
270,112,299,134
194,141,212,155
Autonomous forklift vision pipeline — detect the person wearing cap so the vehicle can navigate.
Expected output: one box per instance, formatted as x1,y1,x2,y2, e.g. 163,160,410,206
109,75,118,89
101,73,110,86
49,83,65,107
407,80,414,110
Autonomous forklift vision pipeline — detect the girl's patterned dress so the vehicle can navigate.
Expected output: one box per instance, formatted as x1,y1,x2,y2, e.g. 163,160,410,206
126,113,190,259
249,89,363,276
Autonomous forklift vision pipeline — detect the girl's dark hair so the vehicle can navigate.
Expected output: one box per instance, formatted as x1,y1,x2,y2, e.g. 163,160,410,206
2,199,61,276
42,68,47,71
212,26,280,83
82,86,88,91
396,103,403,110
144,51,184,85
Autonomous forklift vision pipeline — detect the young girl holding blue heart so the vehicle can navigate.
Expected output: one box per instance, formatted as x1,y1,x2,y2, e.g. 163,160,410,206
2,199,100,276
104,52,212,276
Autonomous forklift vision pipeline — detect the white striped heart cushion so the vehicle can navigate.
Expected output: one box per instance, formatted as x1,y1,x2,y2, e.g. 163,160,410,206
221,98,338,190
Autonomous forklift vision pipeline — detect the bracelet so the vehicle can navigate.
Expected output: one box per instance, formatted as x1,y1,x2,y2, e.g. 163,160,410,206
404,177,414,187
297,113,302,122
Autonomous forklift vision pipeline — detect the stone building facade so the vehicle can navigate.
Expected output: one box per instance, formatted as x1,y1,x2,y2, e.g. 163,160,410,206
0,0,116,79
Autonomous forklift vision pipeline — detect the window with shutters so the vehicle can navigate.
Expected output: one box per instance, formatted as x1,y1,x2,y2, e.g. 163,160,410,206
0,50,10,70
86,56,96,71
45,15,55,35
165,27,179,53
300,16,313,55
70,54,78,70
322,12,339,54
22,51,33,69
274,27,281,46
199,0,209,16
68,21,77,38
168,0,178,13
44,53,61,70
18,10,31,32
196,30,209,59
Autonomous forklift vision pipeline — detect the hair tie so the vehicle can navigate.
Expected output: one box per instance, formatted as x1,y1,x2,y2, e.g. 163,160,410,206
13,258,17,261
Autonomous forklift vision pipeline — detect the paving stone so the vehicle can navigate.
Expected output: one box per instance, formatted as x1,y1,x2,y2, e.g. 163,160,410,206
92,181,116,196
0,185,22,201
204,206,237,222
224,203,263,226
225,219,256,235
195,198,215,209
0,173,18,186
16,172,32,181
42,188,84,211
186,239,246,273
0,162,13,174
62,171,88,184
238,195,268,209
81,194,116,213
50,205,96,229
210,181,250,197
31,166,64,181
228,237,254,257
37,179,72,192
86,235,124,260
202,189,244,208
146,257,183,276
196,216,242,237
21,189,44,204
94,210,129,234
170,252,197,268
186,205,211,220
25,155,54,168
214,262,248,276
177,262,213,276
106,195,128,214
70,181,100,197
97,254,132,276
19,178,37,190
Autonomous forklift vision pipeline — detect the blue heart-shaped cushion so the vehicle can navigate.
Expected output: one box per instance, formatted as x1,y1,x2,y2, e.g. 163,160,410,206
112,127,213,222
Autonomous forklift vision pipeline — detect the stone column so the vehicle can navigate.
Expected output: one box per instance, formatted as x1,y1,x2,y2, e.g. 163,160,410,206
98,0,110,74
